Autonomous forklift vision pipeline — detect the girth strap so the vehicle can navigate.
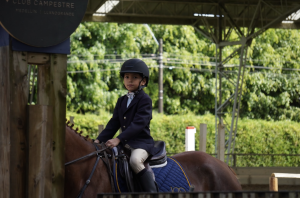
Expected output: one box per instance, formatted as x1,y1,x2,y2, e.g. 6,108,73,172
100,142,116,193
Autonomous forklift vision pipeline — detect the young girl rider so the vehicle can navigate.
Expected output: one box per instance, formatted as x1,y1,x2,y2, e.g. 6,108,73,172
94,58,158,192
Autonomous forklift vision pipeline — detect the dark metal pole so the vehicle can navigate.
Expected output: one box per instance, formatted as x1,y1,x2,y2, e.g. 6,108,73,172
158,39,163,113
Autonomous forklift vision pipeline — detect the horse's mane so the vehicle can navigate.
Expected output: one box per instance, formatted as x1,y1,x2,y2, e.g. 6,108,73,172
228,166,237,176
66,119,93,143
228,166,240,183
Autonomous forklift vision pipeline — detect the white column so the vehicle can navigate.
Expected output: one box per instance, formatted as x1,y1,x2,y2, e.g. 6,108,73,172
185,126,196,151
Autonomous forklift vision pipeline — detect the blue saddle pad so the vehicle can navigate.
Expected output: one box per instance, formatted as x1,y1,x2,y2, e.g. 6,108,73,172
113,157,191,192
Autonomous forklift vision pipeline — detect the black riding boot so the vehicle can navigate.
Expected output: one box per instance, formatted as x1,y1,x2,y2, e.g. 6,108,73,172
137,169,158,192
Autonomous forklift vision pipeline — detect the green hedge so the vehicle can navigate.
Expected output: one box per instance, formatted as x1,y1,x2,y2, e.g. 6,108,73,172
66,111,300,167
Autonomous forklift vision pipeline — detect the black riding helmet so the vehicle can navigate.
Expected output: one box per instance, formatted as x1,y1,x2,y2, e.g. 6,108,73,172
120,59,149,88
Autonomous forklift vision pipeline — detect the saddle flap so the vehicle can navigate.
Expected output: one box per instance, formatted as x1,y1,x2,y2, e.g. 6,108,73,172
149,141,166,161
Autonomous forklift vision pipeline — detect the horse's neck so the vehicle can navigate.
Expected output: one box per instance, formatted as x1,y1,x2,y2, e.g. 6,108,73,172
65,128,107,198
65,128,95,160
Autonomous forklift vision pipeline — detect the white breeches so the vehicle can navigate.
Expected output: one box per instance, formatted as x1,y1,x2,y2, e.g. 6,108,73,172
129,148,149,174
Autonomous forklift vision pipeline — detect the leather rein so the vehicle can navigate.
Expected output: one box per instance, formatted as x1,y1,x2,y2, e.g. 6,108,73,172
65,142,116,198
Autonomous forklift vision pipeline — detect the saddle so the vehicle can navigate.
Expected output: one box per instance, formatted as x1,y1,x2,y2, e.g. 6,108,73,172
113,141,167,192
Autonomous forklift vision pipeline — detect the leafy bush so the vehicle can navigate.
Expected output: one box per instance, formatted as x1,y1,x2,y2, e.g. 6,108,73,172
66,111,300,167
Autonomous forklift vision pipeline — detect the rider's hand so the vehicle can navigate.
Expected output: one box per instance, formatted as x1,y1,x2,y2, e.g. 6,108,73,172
105,138,120,149
94,139,100,143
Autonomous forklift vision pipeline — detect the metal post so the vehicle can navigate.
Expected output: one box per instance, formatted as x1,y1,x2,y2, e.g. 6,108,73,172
218,120,225,162
214,46,218,156
233,154,237,167
158,38,163,113
70,116,74,124
98,125,104,135
226,43,246,164
199,124,207,152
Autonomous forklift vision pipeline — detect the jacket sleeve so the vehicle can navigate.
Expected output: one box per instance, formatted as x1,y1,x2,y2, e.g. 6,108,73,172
117,96,152,143
96,98,121,142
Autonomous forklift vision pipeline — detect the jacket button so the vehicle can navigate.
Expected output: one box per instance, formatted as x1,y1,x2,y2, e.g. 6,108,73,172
124,117,126,119
123,126,125,128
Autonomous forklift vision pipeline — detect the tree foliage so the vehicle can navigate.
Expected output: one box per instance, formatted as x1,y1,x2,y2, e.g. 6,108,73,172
242,29,300,121
68,22,300,121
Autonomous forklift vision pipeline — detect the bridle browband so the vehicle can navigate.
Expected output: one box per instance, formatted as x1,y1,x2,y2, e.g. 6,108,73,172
65,142,116,198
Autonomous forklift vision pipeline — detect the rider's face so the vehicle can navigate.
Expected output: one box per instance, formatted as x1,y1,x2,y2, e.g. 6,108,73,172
123,73,146,92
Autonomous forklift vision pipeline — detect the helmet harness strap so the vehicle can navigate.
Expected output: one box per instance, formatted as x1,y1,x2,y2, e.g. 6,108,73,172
138,76,146,91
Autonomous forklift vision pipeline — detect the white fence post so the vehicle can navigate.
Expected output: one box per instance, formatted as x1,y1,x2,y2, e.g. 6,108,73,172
199,123,207,152
185,126,196,151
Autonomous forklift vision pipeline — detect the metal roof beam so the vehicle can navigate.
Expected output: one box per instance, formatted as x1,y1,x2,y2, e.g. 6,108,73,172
248,3,300,39
86,0,108,14
84,14,300,29
193,26,214,42
218,3,245,37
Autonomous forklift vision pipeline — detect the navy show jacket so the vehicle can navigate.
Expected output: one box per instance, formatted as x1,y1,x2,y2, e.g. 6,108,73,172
96,90,158,155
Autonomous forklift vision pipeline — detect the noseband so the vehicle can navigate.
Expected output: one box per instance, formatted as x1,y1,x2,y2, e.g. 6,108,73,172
65,142,115,198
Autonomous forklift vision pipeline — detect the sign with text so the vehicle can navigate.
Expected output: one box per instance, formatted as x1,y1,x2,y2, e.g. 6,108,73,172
0,0,88,47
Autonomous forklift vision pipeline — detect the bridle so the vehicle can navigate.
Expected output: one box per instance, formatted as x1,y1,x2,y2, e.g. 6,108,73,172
65,142,116,198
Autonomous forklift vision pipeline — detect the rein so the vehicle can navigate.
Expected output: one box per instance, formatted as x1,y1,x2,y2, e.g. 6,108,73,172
65,142,115,197
64,146,109,166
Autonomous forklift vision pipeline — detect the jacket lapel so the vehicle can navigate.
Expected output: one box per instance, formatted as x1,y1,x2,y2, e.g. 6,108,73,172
123,90,144,115
120,95,128,116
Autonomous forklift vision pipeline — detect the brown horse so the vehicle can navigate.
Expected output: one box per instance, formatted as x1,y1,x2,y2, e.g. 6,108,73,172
65,124,242,198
